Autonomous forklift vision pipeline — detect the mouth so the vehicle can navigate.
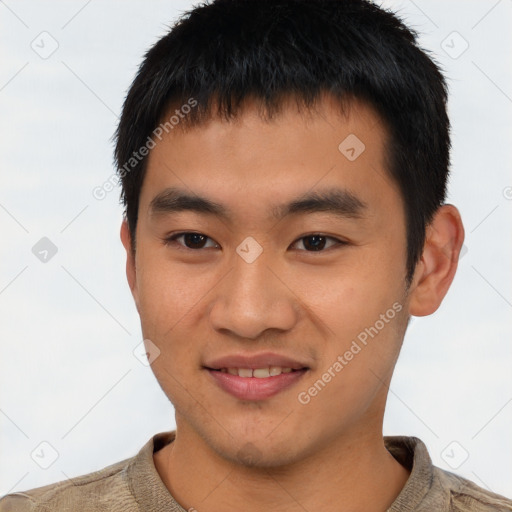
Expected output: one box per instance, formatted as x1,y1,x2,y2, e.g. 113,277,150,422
205,366,309,401
209,366,300,377
203,352,311,401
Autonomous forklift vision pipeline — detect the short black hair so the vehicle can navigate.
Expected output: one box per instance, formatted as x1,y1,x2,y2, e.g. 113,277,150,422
114,0,450,285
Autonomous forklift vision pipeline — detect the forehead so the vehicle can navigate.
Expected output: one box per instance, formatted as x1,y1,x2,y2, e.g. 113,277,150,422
140,93,401,224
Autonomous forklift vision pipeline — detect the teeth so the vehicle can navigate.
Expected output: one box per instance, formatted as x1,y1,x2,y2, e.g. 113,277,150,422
218,367,296,377
253,368,270,378
269,366,282,376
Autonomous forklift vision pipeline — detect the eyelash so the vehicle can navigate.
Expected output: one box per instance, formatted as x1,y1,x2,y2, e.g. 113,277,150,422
163,232,347,253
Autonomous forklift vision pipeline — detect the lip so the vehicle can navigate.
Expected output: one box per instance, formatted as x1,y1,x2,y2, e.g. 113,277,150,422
204,352,309,371
207,368,308,400
203,352,310,401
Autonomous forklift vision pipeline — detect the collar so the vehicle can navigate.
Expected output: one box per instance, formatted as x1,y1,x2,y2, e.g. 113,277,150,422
127,431,438,512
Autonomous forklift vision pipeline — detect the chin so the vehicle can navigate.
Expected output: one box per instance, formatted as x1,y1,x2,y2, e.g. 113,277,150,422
229,441,300,469
202,427,308,469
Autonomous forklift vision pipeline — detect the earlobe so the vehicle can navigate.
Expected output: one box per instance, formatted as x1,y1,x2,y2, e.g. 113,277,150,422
120,219,139,310
408,204,465,317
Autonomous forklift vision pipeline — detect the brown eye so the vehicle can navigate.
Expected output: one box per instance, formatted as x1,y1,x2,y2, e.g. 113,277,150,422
181,233,208,249
164,232,218,250
291,235,345,252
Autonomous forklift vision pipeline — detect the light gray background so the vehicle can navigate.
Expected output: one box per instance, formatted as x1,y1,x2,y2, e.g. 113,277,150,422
1,0,511,499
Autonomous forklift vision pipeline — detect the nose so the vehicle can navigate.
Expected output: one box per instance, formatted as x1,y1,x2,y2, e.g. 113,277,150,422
208,248,299,340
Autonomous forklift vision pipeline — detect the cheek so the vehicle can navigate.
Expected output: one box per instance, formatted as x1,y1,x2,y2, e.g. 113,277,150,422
134,256,224,388
135,262,205,400
295,304,408,436
136,250,208,333
299,254,404,342
294,246,407,407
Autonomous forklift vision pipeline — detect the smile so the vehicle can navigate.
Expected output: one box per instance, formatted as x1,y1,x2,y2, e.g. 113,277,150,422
215,366,294,377
206,367,308,400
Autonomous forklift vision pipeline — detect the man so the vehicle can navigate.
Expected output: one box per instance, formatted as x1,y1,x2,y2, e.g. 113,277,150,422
1,0,510,510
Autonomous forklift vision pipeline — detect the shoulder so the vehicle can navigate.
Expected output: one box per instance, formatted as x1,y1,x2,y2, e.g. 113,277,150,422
433,466,512,512
0,456,135,512
0,431,175,512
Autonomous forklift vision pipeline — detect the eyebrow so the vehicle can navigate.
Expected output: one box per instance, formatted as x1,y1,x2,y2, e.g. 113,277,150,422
148,186,367,222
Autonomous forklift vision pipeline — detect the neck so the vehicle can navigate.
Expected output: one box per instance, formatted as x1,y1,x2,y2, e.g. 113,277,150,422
154,421,410,512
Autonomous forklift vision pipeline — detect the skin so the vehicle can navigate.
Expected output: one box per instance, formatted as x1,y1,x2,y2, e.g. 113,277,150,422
120,93,465,512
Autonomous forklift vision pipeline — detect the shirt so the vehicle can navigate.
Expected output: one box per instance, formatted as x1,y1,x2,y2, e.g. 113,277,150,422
1,431,511,511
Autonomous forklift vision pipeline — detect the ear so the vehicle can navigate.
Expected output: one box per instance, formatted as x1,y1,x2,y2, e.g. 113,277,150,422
120,218,140,312
408,204,465,316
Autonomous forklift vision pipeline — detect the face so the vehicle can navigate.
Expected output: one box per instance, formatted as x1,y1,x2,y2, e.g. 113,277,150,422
124,94,412,467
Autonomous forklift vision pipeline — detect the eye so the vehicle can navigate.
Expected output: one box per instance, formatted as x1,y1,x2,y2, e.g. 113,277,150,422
290,234,346,252
163,232,346,252
164,232,219,250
